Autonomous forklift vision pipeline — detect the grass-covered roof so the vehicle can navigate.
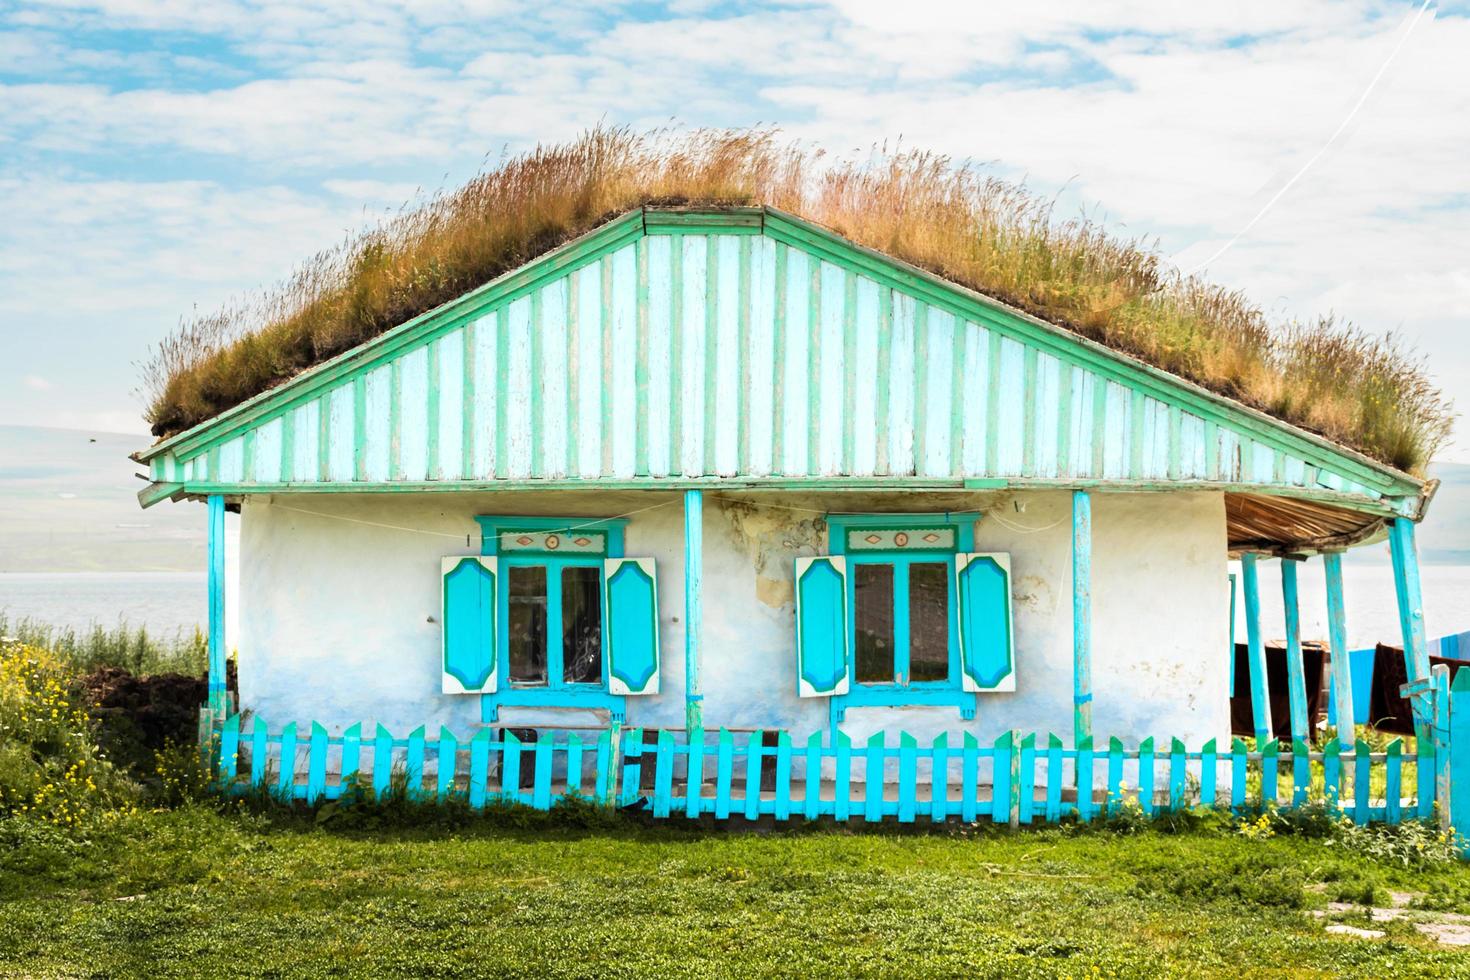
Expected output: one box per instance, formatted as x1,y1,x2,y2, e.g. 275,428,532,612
143,127,1452,475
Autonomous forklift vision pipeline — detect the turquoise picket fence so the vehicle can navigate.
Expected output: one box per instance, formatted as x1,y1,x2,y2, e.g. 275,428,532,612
217,696,1468,830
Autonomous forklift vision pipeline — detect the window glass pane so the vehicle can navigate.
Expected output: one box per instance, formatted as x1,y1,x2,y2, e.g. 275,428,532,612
854,563,895,684
508,566,548,685
908,561,950,683
562,566,603,684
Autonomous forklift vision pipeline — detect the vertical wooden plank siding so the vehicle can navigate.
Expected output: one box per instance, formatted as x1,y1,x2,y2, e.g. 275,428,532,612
1280,560,1310,742
168,229,1402,504
206,494,227,714
1072,490,1092,740
1240,553,1274,744
684,490,703,732
1323,552,1357,746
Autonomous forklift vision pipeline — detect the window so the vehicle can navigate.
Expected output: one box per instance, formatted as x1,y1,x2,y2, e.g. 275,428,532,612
506,561,604,688
441,516,661,723
796,513,1012,721
847,536,958,690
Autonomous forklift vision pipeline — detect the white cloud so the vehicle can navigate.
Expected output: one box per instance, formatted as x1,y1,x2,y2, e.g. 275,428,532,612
22,375,51,390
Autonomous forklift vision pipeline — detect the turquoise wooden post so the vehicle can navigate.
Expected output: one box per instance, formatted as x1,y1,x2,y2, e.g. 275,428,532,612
206,494,228,716
684,489,703,733
1280,560,1309,743
1449,667,1470,852
1240,553,1274,744
1072,490,1093,741
1323,552,1357,746
1389,517,1436,818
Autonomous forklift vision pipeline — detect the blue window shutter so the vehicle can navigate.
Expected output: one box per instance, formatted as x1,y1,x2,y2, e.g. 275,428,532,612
604,557,660,695
957,553,1014,692
795,556,849,697
442,556,497,694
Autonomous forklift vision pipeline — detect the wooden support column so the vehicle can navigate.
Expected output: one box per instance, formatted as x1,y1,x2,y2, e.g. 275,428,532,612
684,489,703,733
1389,516,1436,816
1280,559,1309,743
1323,552,1356,746
1240,553,1274,744
1071,490,1092,741
207,494,228,716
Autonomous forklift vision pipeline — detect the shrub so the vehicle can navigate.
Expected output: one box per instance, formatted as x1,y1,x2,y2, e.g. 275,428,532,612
0,640,136,828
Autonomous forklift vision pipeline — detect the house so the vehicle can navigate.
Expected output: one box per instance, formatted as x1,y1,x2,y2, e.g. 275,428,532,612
132,205,1442,808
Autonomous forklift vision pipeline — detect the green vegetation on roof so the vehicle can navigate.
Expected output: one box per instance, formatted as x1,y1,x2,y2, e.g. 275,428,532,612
142,127,1452,475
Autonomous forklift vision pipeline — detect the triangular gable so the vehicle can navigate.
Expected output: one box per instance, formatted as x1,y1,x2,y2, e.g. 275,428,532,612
138,207,1422,516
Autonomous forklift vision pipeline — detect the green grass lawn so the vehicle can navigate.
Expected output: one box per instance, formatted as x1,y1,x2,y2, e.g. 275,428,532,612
3,806,1470,979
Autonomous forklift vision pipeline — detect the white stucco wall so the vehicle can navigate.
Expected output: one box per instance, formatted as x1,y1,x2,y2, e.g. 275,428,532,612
237,489,1230,747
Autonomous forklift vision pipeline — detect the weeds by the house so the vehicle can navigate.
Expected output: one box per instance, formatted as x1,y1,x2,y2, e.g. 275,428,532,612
0,610,206,676
142,126,1452,473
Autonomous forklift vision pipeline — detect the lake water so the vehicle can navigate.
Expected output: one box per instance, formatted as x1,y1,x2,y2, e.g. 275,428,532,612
0,571,208,640
3,563,1470,653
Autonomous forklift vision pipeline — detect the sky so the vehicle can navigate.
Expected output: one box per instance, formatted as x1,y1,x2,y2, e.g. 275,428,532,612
3,0,1468,458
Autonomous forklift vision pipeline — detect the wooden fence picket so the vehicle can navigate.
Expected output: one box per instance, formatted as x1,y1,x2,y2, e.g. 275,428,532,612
307,722,328,803
1292,737,1310,806
1106,736,1123,817
534,734,554,810
1076,736,1094,822
1230,737,1248,811
1168,738,1186,810
594,728,614,804
406,725,425,799
219,715,240,784
1260,739,1278,807
437,727,458,801
744,731,763,821
1045,734,1062,822
469,729,491,808
931,734,951,824
250,718,269,788
1138,737,1155,817
1200,738,1216,807
1322,737,1341,813
342,722,362,787
652,730,673,817
502,729,522,804
834,730,852,821
865,732,885,823
804,732,822,820
567,732,584,798
619,727,643,807
684,729,703,819
715,728,734,819
278,722,297,797
373,724,392,797
1018,733,1036,825
1354,738,1371,823
960,733,979,823
898,733,918,824
1386,739,1403,823
993,732,1014,824
775,732,793,821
